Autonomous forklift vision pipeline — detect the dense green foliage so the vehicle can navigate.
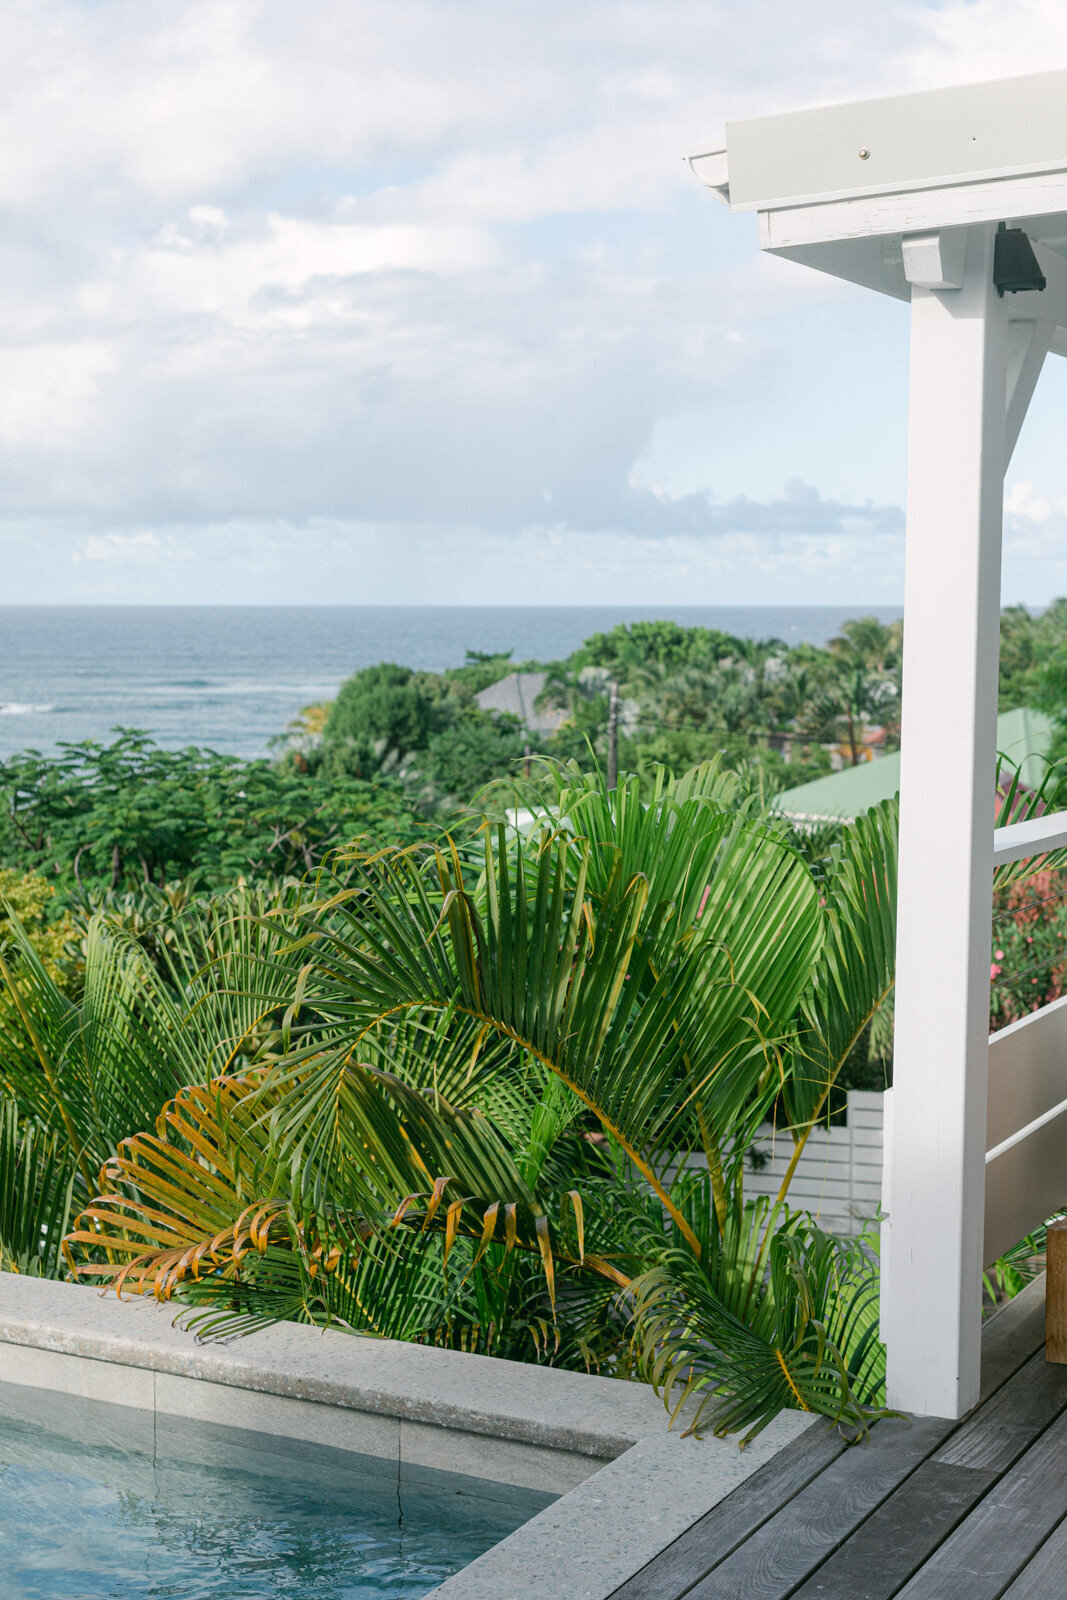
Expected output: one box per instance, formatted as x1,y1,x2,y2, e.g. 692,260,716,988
11,609,1067,930
0,731,422,901
1000,600,1067,759
294,614,907,809
7,604,1067,1436
1,763,898,1438
539,615,902,786
0,869,74,981
312,656,536,798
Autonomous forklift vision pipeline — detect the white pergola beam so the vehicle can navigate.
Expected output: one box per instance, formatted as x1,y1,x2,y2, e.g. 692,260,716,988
755,171,1067,253
882,224,1008,1418
720,70,1067,215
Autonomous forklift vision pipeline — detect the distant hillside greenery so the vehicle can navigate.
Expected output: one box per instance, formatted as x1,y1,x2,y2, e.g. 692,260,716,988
4,608,1065,920
0,731,423,906
290,616,905,805
1000,601,1067,759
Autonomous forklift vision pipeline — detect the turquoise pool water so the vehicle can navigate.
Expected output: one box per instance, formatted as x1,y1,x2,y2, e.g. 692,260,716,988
0,1384,551,1599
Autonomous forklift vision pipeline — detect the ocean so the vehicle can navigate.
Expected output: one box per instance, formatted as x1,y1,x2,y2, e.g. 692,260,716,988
0,605,902,761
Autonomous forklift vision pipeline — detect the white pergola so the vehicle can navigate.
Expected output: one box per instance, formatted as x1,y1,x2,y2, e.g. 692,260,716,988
688,69,1067,1420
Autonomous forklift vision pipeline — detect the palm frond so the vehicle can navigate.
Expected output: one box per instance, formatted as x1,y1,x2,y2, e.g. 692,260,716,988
63,1066,611,1320
276,816,821,1246
0,1098,78,1277
781,799,898,1159
629,1197,887,1443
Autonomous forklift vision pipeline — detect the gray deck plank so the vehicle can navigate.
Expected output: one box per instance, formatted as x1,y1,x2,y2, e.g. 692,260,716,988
606,1423,845,1600
935,1350,1067,1471
788,1348,1067,1600
680,1415,954,1600
892,1405,1067,1599
978,1275,1047,1404
788,1460,1001,1600
998,1515,1067,1598
610,1284,1055,1600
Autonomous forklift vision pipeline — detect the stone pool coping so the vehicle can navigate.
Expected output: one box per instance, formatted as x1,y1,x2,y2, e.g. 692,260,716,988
0,1272,814,1600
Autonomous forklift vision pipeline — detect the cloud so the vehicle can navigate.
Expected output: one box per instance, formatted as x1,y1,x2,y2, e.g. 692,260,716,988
0,503,907,607
1005,480,1067,559
0,0,1061,604
598,480,903,540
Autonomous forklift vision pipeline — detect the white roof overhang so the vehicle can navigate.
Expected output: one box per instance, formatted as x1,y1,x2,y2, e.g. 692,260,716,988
686,69,1067,352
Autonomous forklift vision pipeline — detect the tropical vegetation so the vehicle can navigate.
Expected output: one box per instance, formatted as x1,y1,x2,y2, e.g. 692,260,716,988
290,618,905,803
1,759,897,1440
0,731,422,903
4,606,1067,1442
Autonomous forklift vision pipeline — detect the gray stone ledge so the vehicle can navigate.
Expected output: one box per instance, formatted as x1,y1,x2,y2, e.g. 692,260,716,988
0,1273,665,1459
425,1415,815,1600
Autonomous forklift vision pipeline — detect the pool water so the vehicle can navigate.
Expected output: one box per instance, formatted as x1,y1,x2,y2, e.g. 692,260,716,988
0,1384,551,1599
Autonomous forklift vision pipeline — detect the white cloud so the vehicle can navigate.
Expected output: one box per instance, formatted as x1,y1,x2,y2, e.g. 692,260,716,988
0,340,114,448
73,530,165,564
0,0,1063,603
0,507,907,606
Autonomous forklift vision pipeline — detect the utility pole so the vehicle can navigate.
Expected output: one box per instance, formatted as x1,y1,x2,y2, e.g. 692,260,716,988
606,679,619,790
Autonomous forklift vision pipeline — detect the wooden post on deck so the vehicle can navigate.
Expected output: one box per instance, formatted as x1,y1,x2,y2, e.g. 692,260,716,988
1046,1221,1067,1362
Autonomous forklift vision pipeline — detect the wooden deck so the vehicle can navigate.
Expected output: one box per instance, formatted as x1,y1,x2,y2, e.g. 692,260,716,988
609,1277,1063,1600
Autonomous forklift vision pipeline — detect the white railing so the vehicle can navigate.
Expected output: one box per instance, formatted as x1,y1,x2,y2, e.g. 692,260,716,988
992,807,1067,864
983,809,1067,1262
985,994,1067,1263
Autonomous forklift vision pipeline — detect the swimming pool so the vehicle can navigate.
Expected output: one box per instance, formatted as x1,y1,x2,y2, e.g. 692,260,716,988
0,1382,552,1599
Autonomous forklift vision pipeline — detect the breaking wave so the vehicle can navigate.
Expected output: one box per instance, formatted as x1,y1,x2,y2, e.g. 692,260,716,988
0,702,55,716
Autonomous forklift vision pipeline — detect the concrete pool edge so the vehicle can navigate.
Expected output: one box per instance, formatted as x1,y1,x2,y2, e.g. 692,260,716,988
0,1272,815,1598
423,1412,815,1600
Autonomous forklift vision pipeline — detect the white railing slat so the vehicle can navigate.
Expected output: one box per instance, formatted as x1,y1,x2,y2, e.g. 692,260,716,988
984,996,1067,1261
992,808,1067,864
986,994,1067,1149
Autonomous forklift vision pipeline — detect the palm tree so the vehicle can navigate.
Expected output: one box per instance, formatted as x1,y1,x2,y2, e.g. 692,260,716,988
50,762,897,1439
0,884,313,1272
826,617,903,759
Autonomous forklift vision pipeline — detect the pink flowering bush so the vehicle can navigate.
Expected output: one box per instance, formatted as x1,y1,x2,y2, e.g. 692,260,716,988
989,868,1067,1029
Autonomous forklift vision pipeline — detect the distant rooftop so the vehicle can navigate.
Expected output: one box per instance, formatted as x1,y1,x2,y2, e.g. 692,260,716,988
474,672,567,736
773,707,1055,822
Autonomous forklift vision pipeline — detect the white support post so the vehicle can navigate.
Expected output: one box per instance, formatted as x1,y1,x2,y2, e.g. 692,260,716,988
882,224,1008,1418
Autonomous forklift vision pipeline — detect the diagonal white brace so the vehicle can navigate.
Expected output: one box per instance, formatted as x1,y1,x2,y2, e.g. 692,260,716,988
1005,319,1053,467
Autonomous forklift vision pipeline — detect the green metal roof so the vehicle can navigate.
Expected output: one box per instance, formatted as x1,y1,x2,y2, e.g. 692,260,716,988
772,707,1055,822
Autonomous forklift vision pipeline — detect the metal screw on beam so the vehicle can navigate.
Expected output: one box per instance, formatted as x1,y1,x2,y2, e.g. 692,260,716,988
858,147,870,159
1046,1220,1067,1363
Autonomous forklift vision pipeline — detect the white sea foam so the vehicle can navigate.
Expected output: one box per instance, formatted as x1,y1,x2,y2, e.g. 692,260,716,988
0,702,54,716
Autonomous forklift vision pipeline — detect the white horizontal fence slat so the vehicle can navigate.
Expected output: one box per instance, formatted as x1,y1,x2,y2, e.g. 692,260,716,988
743,1090,884,1238
676,1013,1067,1266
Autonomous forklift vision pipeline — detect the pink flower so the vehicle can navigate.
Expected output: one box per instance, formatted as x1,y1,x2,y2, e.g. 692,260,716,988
991,963,1002,979
995,949,1005,960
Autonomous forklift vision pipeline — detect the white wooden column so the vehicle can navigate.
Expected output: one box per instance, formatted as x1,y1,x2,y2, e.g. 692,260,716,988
882,224,1008,1418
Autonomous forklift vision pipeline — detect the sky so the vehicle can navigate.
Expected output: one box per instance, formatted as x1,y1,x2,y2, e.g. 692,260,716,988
3,0,1067,607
